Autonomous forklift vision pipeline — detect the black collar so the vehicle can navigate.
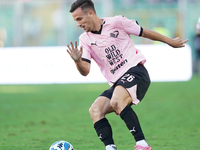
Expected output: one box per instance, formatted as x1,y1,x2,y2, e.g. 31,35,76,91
91,21,105,34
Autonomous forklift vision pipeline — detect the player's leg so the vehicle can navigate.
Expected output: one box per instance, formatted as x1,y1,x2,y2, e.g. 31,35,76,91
89,96,114,123
111,86,148,145
110,64,151,149
89,96,117,150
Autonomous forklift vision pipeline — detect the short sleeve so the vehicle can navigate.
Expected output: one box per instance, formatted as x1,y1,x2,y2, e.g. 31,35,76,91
119,16,142,36
79,38,91,63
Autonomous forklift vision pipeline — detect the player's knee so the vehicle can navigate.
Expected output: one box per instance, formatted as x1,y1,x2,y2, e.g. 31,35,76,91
89,104,101,119
110,96,131,114
110,96,120,111
89,105,94,116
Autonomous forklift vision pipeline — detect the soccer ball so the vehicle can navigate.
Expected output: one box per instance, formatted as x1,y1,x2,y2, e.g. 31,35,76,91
49,140,74,150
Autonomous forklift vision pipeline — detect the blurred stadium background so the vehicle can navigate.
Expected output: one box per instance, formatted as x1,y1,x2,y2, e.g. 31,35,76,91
0,0,199,46
0,0,200,79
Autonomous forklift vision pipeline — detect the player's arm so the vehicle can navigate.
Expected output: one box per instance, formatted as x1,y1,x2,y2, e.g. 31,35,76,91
141,28,189,48
74,58,90,76
67,41,90,76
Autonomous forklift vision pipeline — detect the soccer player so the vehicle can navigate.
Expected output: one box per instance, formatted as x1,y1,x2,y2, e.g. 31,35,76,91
67,0,188,150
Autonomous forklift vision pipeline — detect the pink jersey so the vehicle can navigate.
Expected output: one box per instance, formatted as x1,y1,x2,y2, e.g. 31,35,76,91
79,15,146,86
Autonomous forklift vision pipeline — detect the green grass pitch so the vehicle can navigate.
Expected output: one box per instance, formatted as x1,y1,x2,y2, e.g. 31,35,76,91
0,76,200,150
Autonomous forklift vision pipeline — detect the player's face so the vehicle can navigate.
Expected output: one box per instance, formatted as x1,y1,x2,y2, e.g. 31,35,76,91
72,7,94,32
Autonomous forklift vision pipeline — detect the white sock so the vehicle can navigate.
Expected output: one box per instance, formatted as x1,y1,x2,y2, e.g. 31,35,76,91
105,144,117,150
136,139,148,147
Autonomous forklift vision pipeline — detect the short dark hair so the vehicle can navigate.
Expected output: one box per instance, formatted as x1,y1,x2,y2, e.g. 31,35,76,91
70,0,96,14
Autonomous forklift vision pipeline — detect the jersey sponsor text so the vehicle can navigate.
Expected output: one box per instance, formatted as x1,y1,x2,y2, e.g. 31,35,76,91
110,59,128,74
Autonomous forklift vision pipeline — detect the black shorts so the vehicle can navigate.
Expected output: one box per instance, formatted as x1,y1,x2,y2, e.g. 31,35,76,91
100,64,151,105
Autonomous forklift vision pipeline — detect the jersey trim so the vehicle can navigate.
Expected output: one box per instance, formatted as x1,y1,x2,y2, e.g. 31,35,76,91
81,58,91,63
139,27,143,36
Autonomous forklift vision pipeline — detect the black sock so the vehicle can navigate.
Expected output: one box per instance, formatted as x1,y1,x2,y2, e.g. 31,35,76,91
120,105,145,142
94,118,114,146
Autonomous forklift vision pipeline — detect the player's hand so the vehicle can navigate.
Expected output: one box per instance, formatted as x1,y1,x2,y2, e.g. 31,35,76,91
170,37,189,48
67,41,83,62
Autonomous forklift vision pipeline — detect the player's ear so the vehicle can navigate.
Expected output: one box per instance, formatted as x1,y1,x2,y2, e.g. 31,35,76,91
88,9,93,17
